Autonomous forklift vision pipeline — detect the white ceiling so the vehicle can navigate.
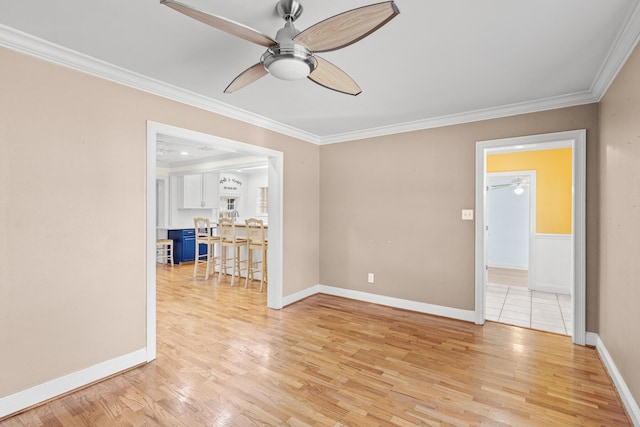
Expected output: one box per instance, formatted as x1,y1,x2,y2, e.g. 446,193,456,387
157,133,269,168
1,0,639,144
156,133,241,167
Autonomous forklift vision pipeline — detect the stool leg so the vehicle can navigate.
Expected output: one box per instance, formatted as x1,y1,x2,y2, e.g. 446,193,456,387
230,246,238,287
193,241,200,278
204,242,212,280
218,246,226,283
169,243,174,266
211,242,218,280
245,246,252,289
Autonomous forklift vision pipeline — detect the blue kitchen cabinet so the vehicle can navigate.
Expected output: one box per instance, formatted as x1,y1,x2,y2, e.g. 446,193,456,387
168,229,197,264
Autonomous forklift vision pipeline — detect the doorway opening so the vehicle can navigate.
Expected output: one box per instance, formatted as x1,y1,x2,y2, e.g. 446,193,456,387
485,169,572,335
475,130,586,345
487,170,536,288
145,121,284,361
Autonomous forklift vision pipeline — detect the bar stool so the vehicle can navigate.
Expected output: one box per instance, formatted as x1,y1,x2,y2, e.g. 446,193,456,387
193,217,220,280
156,239,174,266
245,218,268,292
218,218,247,286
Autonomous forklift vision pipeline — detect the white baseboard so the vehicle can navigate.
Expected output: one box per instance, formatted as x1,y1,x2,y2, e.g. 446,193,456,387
586,331,598,346
282,284,320,307
318,285,475,322
0,348,147,419
283,284,475,322
528,282,571,295
588,332,640,426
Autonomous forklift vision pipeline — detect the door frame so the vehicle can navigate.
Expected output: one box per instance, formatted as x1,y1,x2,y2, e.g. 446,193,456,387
145,121,284,361
156,176,169,229
486,170,537,288
474,130,586,345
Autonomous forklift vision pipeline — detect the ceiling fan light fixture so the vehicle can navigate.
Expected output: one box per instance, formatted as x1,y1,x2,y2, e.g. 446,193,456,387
261,45,316,81
514,186,525,195
266,57,312,80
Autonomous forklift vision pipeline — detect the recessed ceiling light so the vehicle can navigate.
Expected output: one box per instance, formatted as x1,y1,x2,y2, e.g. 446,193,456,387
180,151,189,156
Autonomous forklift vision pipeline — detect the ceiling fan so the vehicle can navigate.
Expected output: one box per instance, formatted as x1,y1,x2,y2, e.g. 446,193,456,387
160,0,400,95
490,177,529,195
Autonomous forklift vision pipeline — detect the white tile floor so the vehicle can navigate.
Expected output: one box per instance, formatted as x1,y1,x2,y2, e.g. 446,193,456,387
485,283,572,335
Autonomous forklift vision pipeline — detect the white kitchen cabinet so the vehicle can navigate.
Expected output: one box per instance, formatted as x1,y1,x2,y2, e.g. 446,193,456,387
202,173,219,207
177,172,219,209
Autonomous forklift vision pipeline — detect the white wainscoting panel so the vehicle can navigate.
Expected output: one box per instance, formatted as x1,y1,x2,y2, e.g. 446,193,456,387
533,234,572,294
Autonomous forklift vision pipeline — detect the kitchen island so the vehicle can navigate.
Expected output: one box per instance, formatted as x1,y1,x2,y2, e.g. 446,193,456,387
157,221,268,265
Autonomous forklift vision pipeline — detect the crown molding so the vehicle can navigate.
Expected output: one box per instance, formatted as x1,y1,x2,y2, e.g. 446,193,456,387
2,9,640,147
591,0,640,100
318,0,640,144
318,92,598,144
0,25,322,145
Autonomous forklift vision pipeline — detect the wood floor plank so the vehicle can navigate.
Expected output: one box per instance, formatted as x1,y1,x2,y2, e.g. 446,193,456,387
1,263,632,426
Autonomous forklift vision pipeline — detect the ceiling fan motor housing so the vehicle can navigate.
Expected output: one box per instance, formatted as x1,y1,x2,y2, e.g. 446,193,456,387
261,21,317,80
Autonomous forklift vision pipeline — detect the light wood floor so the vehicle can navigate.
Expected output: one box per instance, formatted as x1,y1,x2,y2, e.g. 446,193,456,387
488,267,529,287
1,264,630,426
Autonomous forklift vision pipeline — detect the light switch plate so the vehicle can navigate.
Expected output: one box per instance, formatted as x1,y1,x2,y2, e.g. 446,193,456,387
462,209,474,220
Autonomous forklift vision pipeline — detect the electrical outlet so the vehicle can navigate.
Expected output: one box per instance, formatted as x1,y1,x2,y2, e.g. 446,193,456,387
367,273,375,283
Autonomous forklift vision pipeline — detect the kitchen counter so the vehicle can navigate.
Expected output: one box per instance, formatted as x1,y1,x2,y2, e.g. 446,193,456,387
159,221,268,265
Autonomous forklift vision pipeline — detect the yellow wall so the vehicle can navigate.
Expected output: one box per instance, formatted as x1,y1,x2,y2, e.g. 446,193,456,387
487,148,572,234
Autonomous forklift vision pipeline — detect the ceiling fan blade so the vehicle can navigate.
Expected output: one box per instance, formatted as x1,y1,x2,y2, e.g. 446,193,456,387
308,56,361,96
224,63,268,93
489,180,530,190
489,183,514,190
161,0,276,47
294,1,399,53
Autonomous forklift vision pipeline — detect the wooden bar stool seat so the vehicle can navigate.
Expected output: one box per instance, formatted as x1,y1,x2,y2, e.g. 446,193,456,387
245,218,268,292
193,217,220,280
156,239,174,266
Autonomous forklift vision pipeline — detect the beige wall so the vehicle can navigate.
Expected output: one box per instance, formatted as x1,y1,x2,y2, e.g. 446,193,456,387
598,43,640,405
5,34,636,411
320,105,599,320
0,47,319,397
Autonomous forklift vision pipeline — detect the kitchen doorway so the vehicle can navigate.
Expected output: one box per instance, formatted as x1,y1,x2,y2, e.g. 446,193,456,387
145,121,284,362
474,130,586,345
